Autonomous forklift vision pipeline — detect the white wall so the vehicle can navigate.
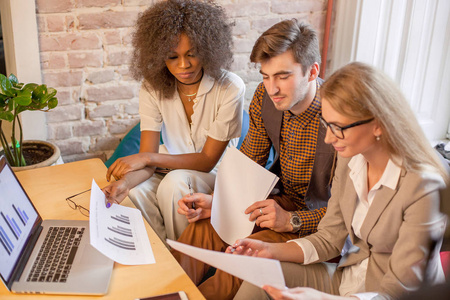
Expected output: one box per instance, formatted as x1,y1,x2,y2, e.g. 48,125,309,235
0,0,46,141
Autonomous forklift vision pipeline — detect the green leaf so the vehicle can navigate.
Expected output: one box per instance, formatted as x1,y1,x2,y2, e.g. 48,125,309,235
0,74,14,97
8,74,18,84
14,95,32,106
22,83,38,93
32,84,48,103
47,97,58,109
0,111,14,121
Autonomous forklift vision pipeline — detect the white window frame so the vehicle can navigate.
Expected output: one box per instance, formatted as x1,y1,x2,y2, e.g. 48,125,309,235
330,0,450,141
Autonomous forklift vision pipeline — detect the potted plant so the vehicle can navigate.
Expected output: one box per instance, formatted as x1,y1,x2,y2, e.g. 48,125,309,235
0,73,58,168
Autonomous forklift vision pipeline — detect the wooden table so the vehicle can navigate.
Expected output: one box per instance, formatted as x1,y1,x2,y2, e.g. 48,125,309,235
0,159,204,300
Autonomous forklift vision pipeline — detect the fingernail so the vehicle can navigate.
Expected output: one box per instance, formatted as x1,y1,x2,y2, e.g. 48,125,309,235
106,202,111,208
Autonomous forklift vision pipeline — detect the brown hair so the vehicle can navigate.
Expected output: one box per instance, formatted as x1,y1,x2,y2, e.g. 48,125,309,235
250,19,321,73
321,62,449,183
131,0,233,98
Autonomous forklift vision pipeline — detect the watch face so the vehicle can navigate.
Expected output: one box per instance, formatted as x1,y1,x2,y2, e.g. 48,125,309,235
292,216,301,226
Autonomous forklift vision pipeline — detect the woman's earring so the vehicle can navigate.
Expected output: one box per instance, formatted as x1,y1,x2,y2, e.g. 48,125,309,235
375,135,381,141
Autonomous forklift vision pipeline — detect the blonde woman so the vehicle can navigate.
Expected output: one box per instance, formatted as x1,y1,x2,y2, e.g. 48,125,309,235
229,62,449,300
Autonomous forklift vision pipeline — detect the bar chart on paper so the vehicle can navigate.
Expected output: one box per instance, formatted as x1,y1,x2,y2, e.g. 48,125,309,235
105,215,136,250
90,179,155,265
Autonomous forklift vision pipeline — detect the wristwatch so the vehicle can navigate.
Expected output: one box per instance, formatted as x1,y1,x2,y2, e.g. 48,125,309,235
289,211,302,233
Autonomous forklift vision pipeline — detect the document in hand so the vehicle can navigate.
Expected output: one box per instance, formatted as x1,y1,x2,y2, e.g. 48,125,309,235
89,180,156,265
211,147,279,245
167,240,286,289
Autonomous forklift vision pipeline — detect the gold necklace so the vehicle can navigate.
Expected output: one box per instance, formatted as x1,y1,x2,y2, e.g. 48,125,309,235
178,87,197,102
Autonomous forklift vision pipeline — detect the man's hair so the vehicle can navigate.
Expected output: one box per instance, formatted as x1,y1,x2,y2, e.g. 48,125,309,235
131,0,233,98
250,19,321,73
321,62,449,184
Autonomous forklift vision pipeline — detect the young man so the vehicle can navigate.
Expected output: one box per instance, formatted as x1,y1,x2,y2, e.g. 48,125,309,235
174,19,336,299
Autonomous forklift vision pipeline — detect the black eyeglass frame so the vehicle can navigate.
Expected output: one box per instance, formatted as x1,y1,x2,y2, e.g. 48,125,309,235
319,114,375,139
65,189,91,217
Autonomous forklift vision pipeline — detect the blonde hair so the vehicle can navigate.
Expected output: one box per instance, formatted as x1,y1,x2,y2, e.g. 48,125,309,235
321,62,449,183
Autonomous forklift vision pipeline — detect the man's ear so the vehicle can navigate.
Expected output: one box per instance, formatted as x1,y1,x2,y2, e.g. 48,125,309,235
308,62,320,82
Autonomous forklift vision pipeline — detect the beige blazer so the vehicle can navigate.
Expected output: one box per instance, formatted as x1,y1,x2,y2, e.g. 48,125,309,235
302,156,447,300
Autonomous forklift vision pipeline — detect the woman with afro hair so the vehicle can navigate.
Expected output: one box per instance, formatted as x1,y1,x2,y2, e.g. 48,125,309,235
103,0,244,244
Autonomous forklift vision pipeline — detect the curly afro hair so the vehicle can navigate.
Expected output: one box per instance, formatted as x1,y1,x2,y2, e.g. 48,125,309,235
131,0,234,99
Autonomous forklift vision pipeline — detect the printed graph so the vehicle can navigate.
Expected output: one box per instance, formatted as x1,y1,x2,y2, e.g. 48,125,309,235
111,214,130,224
105,213,135,250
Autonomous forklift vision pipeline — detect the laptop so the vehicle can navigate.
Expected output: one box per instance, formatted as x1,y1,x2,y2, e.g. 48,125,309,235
0,156,114,295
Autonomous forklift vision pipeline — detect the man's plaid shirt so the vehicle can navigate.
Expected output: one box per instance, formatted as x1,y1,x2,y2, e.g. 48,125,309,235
240,81,327,237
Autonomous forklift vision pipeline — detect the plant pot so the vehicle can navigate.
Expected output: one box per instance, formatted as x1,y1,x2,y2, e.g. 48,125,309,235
1,140,62,172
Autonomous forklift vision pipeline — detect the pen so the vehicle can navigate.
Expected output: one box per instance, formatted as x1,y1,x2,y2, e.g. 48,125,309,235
187,177,195,209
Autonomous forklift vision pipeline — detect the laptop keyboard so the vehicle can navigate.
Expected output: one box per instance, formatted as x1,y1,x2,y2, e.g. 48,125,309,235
26,226,85,283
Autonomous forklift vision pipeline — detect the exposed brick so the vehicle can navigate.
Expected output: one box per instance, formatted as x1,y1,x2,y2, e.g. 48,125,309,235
46,15,65,32
87,104,118,118
230,55,250,73
48,123,72,140
272,0,327,14
39,33,102,51
108,119,139,134
41,52,66,69
68,51,103,68
124,101,139,115
77,0,121,8
107,49,132,66
87,69,116,84
37,16,46,33
46,104,84,123
34,0,328,163
233,38,255,53
78,11,139,30
73,120,106,137
123,0,154,6
43,71,83,87
122,28,134,45
224,3,270,18
91,136,121,152
54,138,89,156
116,68,134,81
233,20,251,36
54,89,75,105
104,31,122,45
86,85,136,102
36,0,74,13
252,18,282,33
66,16,76,31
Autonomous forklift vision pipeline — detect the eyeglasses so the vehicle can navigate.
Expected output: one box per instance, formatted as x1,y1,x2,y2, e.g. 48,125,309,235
66,189,91,217
319,114,374,139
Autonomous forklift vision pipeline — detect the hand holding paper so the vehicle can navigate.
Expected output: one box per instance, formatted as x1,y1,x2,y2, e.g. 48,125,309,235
168,240,286,289
211,147,279,245
89,180,155,265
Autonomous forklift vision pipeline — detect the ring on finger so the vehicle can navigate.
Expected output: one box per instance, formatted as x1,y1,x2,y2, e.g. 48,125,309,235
259,208,263,216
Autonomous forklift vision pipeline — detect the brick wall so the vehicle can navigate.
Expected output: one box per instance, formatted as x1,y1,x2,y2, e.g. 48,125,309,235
36,0,329,162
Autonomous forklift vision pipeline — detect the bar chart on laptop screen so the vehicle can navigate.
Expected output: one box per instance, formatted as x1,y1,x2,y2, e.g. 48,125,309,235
0,165,39,280
0,204,32,255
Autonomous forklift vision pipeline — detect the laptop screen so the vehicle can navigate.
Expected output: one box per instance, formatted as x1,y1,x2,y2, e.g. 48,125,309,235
0,157,39,282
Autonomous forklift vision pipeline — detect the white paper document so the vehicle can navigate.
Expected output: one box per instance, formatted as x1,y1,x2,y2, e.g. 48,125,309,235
168,240,286,289
211,147,279,245
89,179,155,265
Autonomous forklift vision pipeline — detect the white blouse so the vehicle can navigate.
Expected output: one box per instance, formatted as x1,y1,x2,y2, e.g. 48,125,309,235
139,70,245,158
292,154,402,300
